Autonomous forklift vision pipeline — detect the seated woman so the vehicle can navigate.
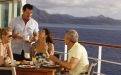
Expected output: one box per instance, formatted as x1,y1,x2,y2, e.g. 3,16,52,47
0,27,13,66
31,28,54,60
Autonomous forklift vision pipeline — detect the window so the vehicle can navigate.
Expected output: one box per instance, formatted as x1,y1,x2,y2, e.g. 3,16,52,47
17,1,20,16
0,0,23,28
1,3,9,27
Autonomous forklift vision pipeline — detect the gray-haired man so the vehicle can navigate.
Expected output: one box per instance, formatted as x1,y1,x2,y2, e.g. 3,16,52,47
49,29,89,75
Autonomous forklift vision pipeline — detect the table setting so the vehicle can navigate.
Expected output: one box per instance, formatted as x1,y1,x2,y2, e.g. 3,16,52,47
13,58,60,69
8,57,61,75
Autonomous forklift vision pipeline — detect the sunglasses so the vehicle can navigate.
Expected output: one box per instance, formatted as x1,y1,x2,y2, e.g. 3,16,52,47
8,35,12,37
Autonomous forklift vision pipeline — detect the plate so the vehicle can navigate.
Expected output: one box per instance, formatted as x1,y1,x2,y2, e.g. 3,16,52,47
42,64,60,68
18,65,36,68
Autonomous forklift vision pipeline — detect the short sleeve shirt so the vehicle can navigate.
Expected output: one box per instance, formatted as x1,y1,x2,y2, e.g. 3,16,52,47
68,42,89,75
8,16,39,54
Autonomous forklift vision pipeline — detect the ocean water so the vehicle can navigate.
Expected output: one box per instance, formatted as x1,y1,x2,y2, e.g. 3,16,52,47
39,24,121,75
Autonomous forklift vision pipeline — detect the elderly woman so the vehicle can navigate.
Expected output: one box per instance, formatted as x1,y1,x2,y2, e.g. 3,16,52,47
31,28,54,60
0,27,13,66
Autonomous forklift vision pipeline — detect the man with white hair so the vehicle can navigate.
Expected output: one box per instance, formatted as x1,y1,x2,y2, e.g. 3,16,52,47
49,29,89,75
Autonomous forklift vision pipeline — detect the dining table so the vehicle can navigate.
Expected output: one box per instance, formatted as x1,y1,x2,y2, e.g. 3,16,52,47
15,62,63,75
15,59,64,75
16,67,57,75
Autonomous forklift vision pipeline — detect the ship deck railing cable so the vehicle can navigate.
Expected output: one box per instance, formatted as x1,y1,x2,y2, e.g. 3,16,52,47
88,57,121,66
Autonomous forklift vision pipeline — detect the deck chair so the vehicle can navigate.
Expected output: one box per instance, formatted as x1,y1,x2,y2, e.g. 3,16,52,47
57,60,97,75
0,67,16,75
87,60,97,75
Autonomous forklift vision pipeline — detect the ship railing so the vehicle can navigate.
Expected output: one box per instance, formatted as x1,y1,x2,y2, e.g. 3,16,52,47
53,38,121,75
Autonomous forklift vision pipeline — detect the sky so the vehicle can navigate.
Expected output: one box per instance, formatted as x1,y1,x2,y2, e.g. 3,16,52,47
27,0,121,20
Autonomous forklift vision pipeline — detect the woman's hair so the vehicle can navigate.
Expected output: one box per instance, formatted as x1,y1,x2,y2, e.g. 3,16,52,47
0,27,12,39
65,29,79,43
42,28,54,44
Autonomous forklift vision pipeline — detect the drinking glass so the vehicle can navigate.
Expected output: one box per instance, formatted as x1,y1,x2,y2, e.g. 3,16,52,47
32,57,36,62
34,61,42,69
24,53,30,61
10,60,16,67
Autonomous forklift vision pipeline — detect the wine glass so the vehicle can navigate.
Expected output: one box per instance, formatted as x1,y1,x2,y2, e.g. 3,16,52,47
34,61,42,69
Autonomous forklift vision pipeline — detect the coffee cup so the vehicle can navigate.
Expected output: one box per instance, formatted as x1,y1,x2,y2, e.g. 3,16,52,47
24,35,30,41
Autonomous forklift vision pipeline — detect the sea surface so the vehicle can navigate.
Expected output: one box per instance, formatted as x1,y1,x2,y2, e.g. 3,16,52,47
39,24,121,75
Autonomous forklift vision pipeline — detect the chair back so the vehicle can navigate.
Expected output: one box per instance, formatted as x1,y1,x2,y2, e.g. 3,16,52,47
0,67,16,75
88,60,97,75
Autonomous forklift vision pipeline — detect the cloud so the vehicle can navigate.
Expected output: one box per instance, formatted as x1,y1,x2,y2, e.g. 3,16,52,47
27,0,121,19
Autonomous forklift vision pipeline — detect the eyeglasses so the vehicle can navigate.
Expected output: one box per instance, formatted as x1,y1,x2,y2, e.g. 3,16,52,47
8,35,12,38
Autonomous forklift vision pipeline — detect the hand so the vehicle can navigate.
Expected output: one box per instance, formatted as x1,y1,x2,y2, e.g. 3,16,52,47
25,40,32,43
49,55,59,62
16,33,23,39
30,37,35,42
25,37,36,43
5,57,11,64
4,63,10,67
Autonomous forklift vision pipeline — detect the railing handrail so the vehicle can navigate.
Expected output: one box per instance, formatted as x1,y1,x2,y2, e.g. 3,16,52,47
54,38,121,49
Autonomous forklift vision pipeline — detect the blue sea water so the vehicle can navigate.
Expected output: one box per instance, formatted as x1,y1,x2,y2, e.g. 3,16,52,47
39,24,121,75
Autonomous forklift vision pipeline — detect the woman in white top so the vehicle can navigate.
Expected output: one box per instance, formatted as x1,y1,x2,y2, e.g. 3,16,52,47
0,27,13,66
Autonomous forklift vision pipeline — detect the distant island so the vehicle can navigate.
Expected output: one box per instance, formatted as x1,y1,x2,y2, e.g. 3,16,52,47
32,6,121,25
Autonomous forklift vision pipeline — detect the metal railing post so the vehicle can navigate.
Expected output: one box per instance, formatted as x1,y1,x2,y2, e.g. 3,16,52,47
97,46,102,75
64,44,67,60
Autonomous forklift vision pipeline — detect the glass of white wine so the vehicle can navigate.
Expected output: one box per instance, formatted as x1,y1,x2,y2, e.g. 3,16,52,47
34,60,42,69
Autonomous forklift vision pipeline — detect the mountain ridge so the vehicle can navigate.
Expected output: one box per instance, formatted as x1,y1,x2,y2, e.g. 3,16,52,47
32,6,121,25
